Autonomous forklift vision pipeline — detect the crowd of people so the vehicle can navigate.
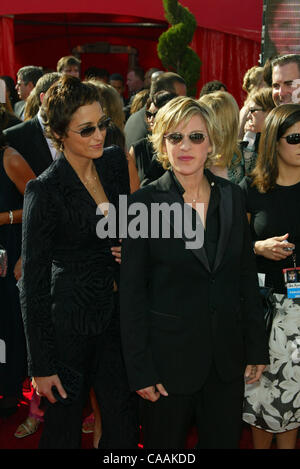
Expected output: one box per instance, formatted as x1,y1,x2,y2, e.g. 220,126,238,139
0,51,300,449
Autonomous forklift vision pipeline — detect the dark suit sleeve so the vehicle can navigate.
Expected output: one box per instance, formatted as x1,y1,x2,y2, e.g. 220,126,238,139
20,179,58,377
120,191,160,392
237,186,269,365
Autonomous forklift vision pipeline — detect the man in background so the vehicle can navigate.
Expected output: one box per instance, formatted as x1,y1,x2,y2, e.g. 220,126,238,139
14,66,44,120
56,56,81,78
124,71,187,150
272,54,300,105
4,72,61,176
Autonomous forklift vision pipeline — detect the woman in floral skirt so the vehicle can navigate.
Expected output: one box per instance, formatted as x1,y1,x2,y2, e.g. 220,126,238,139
240,104,300,449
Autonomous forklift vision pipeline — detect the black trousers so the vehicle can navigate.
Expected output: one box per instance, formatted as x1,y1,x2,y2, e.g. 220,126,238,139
39,308,139,449
140,363,244,449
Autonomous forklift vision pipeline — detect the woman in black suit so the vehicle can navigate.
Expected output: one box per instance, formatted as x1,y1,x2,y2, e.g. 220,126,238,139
120,96,269,449
20,76,138,448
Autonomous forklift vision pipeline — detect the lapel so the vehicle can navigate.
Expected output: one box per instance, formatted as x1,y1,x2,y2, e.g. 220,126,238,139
150,170,233,273
207,172,233,272
30,116,53,171
55,153,99,212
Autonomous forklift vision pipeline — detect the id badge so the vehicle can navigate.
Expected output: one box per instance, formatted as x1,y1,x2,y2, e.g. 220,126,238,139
283,267,300,299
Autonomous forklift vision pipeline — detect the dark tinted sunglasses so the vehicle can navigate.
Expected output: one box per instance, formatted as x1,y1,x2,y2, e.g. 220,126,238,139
280,133,300,145
145,110,158,119
70,117,111,138
164,132,207,145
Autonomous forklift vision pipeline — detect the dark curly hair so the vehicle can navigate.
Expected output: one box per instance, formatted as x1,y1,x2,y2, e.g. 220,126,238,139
41,75,101,150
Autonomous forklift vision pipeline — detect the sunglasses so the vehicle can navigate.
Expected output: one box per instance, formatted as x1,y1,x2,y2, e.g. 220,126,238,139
145,110,157,119
280,133,300,145
164,132,207,145
70,117,111,138
248,108,264,114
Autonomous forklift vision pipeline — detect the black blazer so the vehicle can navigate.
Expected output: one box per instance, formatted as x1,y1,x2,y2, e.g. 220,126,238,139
14,100,26,120
20,146,130,377
120,170,269,394
4,115,53,176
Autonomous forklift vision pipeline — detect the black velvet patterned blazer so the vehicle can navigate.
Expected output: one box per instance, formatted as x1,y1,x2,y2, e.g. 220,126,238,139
20,146,130,377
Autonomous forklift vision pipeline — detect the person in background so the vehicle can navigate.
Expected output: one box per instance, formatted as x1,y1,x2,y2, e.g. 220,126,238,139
84,67,109,83
124,72,187,151
143,68,161,89
199,80,227,98
0,127,35,417
0,76,19,111
239,66,267,139
241,103,300,449
120,96,269,449
128,90,177,185
241,87,276,170
199,91,246,183
14,66,44,121
4,72,61,176
271,54,300,107
56,55,81,78
88,80,125,131
130,90,150,115
126,66,144,98
0,80,21,130
24,72,61,121
109,73,128,108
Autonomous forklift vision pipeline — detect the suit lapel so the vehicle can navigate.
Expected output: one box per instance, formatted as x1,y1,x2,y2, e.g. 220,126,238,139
55,154,98,212
31,117,53,170
212,180,233,272
151,171,211,272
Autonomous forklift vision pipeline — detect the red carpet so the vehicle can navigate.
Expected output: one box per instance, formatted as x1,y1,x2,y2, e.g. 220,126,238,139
1,383,299,450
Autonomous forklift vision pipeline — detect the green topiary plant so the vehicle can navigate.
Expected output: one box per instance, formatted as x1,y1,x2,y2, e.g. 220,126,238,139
157,0,201,97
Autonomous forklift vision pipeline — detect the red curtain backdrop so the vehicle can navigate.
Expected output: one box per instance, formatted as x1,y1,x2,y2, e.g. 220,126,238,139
0,16,15,77
193,28,261,106
0,13,261,107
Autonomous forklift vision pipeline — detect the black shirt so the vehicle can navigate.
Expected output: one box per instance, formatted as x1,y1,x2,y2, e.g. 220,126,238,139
240,177,300,293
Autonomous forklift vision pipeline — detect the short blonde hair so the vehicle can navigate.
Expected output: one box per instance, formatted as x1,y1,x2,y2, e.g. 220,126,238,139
150,96,220,170
199,91,241,168
242,66,264,94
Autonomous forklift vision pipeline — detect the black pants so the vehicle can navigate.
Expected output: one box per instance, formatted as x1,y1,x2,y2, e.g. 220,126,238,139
39,311,139,449
140,364,244,449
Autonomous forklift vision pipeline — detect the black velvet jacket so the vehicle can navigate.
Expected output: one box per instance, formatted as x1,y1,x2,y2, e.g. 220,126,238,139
20,146,130,377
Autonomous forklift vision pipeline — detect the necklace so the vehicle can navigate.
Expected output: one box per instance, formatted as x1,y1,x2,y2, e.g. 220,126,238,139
188,182,214,203
84,174,98,193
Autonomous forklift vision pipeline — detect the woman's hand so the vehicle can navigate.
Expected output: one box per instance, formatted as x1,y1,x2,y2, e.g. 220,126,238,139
244,365,266,384
136,383,168,402
14,256,22,281
111,240,122,264
254,233,295,260
32,375,67,404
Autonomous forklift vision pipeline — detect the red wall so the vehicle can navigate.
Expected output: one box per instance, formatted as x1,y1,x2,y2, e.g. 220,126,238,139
1,13,262,107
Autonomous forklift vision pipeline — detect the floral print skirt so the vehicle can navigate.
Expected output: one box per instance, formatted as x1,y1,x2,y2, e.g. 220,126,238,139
243,294,300,433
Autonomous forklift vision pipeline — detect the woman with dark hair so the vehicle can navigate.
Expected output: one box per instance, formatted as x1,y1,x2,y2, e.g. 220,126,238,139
0,128,35,416
20,75,138,448
241,104,300,449
0,75,19,109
